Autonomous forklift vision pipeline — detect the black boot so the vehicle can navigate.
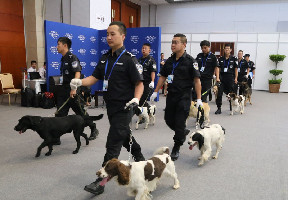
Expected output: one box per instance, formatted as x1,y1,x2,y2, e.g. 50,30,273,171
132,152,145,162
184,129,190,136
89,123,99,140
209,91,212,101
84,178,105,195
171,144,180,161
215,107,222,115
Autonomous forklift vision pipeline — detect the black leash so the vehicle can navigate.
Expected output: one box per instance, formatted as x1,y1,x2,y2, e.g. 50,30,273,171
140,87,154,107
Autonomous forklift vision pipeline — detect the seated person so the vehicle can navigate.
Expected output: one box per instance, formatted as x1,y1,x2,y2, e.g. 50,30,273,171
27,60,37,72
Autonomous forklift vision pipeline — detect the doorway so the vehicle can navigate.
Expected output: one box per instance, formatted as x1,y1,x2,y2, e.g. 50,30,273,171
211,42,235,58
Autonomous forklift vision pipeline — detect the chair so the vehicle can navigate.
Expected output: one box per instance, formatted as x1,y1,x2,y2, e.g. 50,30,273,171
0,73,21,105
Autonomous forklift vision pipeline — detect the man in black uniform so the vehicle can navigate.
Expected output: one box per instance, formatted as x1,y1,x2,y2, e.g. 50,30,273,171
237,50,249,95
244,54,255,88
70,21,145,196
56,37,98,141
215,43,238,114
196,40,219,102
138,43,156,107
151,33,202,161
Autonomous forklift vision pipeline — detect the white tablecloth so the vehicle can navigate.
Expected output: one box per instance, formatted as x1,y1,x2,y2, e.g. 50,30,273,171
22,79,46,94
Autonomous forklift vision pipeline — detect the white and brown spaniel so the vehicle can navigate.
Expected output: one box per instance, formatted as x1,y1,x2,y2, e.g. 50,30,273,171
135,105,156,130
96,147,180,200
188,124,225,166
227,93,245,115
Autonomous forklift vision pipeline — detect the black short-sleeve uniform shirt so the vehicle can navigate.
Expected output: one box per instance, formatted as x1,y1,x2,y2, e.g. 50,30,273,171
160,52,200,94
196,52,219,79
138,55,157,83
248,61,256,71
60,51,82,85
237,58,249,75
92,46,143,114
217,55,238,78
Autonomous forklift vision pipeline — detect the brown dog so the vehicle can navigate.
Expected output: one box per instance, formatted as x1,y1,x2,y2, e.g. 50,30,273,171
187,101,210,128
212,85,218,102
239,82,252,106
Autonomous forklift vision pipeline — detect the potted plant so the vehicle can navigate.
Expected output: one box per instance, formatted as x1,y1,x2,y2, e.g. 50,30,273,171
268,54,286,93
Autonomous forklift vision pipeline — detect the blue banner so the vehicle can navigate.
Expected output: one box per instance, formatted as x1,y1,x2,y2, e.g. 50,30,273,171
45,20,161,99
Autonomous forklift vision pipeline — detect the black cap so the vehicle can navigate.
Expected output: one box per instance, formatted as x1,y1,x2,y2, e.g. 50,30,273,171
244,54,250,57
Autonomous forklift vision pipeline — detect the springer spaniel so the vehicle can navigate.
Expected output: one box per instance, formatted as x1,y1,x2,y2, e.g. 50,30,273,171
135,105,156,130
227,93,245,115
96,147,180,200
188,124,225,166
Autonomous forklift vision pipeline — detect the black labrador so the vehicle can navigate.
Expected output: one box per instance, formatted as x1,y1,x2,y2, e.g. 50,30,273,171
14,114,103,157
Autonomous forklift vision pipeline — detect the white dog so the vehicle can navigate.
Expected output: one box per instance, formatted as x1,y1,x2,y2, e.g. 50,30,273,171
227,93,245,115
188,124,225,166
135,105,156,130
96,147,180,200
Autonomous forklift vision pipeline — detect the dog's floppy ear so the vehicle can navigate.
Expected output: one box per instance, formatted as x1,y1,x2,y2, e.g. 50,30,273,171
26,116,43,130
192,132,204,150
134,107,141,116
116,161,130,185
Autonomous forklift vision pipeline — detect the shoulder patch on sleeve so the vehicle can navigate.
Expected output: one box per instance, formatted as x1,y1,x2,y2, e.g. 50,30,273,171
136,63,143,74
193,62,199,70
153,64,156,69
72,61,79,68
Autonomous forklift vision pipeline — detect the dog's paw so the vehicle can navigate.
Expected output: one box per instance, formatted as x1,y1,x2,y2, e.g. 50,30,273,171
230,113,233,115
45,152,51,156
35,153,40,157
198,156,202,160
73,150,79,154
212,155,218,159
86,140,89,145
240,111,244,114
198,161,204,166
173,184,180,189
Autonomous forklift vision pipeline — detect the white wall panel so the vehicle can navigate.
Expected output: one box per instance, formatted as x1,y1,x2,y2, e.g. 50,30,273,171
192,34,209,42
279,34,288,42
71,0,90,27
161,43,172,59
254,43,278,91
277,43,288,92
210,34,237,42
258,34,279,43
90,0,111,30
238,34,257,42
161,34,175,42
190,43,201,58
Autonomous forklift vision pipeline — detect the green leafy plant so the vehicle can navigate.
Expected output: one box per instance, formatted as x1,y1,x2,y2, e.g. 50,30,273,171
268,54,286,84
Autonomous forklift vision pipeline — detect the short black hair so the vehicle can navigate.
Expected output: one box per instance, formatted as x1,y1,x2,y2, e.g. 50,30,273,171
238,50,243,53
224,43,231,48
58,37,72,49
244,54,250,57
200,40,210,47
31,60,37,65
109,21,127,35
143,43,151,48
173,33,187,44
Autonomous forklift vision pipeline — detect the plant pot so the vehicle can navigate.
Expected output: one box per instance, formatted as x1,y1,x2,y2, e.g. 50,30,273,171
269,84,280,93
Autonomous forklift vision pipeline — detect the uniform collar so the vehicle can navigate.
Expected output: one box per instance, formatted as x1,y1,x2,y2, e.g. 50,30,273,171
172,51,187,61
109,46,126,57
141,55,150,60
62,51,72,60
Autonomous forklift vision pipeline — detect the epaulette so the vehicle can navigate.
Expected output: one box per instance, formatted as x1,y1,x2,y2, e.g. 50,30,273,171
126,51,135,57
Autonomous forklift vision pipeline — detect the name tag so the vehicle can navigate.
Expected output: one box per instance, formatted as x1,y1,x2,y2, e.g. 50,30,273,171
200,66,205,72
167,75,174,83
224,68,228,72
103,80,108,91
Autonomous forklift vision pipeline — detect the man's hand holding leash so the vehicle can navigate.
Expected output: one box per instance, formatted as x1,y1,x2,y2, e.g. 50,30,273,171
70,79,82,98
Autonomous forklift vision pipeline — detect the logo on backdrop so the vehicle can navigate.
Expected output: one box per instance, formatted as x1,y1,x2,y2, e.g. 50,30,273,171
49,31,59,39
101,49,108,55
101,37,107,44
90,49,97,55
51,62,60,70
78,35,85,42
90,36,97,43
149,48,156,56
78,49,86,55
50,46,58,54
80,62,86,69
130,49,139,56
90,62,97,68
65,33,73,39
145,36,156,43
130,35,139,44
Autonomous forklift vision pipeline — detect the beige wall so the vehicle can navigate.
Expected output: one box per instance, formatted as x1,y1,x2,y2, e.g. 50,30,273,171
23,0,45,70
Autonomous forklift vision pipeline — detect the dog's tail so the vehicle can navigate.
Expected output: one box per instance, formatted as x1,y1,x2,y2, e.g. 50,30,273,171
86,114,104,121
221,126,226,134
154,146,169,155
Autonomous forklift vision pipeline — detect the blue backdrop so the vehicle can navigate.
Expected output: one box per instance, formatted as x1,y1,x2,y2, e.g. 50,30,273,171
45,20,161,100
